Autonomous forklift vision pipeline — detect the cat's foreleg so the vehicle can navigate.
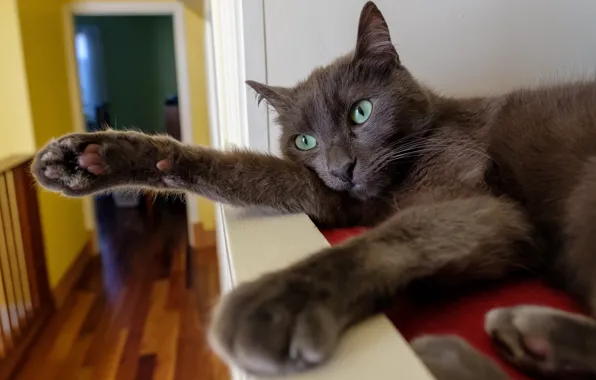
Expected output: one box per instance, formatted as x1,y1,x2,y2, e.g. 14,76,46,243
32,130,359,225
207,195,534,376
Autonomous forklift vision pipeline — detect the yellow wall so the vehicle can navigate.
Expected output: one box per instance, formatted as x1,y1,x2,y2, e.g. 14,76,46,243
185,8,215,230
0,0,35,158
17,0,88,287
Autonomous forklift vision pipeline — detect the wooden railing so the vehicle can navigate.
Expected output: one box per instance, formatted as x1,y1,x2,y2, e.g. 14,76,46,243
0,155,53,380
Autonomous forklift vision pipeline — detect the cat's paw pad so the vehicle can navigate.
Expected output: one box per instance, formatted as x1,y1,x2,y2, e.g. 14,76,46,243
485,305,595,377
412,335,509,380
33,135,107,195
77,144,109,175
208,277,340,376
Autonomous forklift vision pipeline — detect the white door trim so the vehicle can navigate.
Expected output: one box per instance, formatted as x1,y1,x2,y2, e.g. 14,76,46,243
240,0,270,152
62,1,199,245
205,0,271,153
207,0,249,149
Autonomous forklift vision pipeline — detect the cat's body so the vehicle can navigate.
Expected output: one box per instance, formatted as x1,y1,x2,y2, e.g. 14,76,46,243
391,80,596,280
31,2,596,379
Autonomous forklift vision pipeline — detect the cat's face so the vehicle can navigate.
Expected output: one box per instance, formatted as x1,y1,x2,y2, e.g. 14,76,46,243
248,2,433,199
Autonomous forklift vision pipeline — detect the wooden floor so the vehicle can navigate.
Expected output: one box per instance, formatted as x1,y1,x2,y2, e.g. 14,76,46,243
14,195,229,380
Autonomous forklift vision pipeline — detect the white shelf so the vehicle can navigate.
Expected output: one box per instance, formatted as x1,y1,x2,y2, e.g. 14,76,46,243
216,205,436,380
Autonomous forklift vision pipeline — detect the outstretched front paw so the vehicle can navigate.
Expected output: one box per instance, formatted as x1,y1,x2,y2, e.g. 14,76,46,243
208,271,342,376
32,134,111,195
32,131,166,196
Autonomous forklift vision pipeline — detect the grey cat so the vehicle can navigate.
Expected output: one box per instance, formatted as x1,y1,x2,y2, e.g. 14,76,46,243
31,2,596,379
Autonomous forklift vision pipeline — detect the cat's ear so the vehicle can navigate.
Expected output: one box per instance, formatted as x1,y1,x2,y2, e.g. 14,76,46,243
354,2,399,64
246,80,292,113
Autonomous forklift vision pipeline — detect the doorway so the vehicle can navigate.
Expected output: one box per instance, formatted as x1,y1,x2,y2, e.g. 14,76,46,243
69,10,191,294
64,2,198,254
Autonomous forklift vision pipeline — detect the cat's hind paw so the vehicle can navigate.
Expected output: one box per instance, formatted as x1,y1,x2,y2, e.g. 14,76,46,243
485,305,596,378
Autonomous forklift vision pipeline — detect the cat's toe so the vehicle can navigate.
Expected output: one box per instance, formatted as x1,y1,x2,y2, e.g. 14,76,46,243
78,144,109,175
208,279,340,376
485,305,596,377
42,163,66,180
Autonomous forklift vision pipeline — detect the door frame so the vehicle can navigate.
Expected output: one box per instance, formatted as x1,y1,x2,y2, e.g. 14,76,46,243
62,1,199,246
205,0,270,153
204,0,274,310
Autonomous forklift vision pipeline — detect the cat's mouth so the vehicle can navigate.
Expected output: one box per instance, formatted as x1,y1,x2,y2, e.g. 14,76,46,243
349,183,373,200
322,174,376,200
328,180,353,192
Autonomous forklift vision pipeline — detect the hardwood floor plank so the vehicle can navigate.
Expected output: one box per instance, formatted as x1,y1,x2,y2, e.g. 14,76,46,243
139,280,180,380
92,328,129,380
14,295,77,380
79,294,106,336
135,354,157,380
14,196,229,380
48,292,95,363
81,293,124,368
77,367,94,380
113,247,161,380
149,310,179,380
166,238,186,311
194,248,230,380
53,334,92,380
15,292,94,380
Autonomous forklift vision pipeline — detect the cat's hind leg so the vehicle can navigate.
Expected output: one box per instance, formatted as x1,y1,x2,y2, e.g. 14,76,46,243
484,159,596,378
485,305,596,378
412,335,510,380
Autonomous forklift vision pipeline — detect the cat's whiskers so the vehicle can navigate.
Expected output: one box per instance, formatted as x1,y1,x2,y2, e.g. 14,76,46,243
368,142,489,175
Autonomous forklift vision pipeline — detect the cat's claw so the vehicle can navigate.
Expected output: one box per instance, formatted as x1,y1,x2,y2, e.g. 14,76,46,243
32,135,108,196
208,274,341,376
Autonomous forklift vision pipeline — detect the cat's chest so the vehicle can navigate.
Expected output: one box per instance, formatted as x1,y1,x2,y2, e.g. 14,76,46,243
391,149,489,207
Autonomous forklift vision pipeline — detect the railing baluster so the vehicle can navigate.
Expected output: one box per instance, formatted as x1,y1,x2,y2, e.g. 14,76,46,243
0,270,6,359
0,157,54,379
5,172,32,321
0,191,15,350
12,162,52,311
0,175,27,328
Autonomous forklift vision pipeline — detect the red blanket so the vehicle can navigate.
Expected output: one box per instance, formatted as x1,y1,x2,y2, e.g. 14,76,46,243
321,227,585,380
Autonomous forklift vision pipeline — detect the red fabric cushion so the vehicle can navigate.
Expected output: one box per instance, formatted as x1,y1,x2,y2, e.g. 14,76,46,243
321,227,585,380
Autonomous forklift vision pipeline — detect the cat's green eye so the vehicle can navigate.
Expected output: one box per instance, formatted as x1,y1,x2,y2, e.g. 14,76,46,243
350,100,373,124
294,134,317,151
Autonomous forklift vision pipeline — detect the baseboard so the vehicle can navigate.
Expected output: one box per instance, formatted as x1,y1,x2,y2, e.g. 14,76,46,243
52,236,93,308
193,222,216,249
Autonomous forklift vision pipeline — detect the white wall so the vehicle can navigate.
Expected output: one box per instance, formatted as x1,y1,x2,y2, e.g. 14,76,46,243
261,0,596,154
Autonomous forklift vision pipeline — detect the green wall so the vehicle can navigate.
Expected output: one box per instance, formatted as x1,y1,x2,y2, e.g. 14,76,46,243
75,15,177,134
